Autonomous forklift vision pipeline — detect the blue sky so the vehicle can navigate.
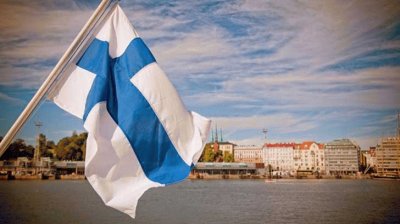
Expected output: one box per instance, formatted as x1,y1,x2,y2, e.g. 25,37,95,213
0,0,399,149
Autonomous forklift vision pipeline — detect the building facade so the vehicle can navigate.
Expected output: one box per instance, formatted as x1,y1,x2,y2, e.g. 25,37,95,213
376,137,400,177
324,139,360,174
365,147,377,167
218,142,235,155
234,145,263,163
193,162,258,176
263,143,294,172
293,142,325,172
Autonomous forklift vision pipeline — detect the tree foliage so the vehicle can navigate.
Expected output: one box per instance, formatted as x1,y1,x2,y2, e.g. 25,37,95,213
38,134,56,158
199,143,224,162
56,132,87,161
0,138,34,160
1,132,88,161
203,148,215,162
223,151,234,162
199,143,213,162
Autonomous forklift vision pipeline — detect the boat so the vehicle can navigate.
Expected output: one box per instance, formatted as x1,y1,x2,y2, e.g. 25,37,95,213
371,173,400,180
264,178,277,183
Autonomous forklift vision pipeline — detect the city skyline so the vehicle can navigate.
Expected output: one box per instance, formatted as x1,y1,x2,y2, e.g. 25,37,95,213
0,0,400,149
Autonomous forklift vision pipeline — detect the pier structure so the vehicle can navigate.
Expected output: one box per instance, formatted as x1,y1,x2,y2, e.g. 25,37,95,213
191,162,263,179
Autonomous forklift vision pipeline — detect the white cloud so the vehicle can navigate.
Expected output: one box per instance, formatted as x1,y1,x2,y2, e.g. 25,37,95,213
239,0,400,71
0,1,93,89
0,0,399,148
211,113,318,135
216,66,400,110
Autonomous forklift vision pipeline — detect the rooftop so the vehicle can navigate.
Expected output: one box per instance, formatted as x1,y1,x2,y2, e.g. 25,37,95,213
295,141,324,150
264,143,295,148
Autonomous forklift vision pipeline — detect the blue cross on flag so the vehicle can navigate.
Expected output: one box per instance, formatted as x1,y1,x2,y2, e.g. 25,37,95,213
49,5,211,218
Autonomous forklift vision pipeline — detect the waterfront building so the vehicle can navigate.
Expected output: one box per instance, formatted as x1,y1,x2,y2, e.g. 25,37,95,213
0,157,84,177
193,162,258,176
293,141,325,173
0,157,54,179
376,137,400,177
234,145,263,163
218,142,235,155
54,161,85,175
209,125,234,155
324,139,360,175
263,143,295,172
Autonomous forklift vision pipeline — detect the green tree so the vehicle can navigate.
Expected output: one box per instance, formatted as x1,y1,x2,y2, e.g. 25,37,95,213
198,143,227,162
199,143,219,162
56,132,87,161
37,133,55,158
79,132,88,160
0,138,34,160
45,140,57,158
65,142,82,160
223,151,234,162
56,137,71,160
203,147,216,162
38,133,47,152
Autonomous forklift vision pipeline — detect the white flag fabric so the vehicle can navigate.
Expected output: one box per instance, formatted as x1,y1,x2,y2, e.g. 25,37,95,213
48,5,211,218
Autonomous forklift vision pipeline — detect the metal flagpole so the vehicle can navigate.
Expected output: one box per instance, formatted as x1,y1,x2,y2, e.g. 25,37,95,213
0,0,119,157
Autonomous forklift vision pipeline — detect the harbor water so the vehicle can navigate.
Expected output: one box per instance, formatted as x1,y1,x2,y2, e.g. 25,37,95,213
0,179,399,224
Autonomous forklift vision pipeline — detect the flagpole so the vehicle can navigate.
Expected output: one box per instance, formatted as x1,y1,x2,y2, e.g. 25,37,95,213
0,0,119,157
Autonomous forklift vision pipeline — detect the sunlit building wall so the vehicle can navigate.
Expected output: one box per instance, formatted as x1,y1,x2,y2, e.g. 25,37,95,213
234,145,263,163
263,143,295,171
325,139,360,174
218,142,235,155
376,137,400,177
293,142,325,172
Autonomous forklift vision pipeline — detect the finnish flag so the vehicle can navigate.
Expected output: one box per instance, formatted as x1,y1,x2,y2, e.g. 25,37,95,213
48,5,211,218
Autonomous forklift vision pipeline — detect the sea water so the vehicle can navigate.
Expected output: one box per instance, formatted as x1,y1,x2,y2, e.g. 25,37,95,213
0,179,399,224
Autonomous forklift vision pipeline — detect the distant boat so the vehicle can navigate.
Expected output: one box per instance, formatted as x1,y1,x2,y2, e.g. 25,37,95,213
264,178,276,183
371,173,400,180
60,173,85,180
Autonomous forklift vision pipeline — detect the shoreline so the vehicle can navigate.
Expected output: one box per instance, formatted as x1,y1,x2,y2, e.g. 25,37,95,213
188,173,400,181
1,172,399,181
0,173,86,181
1,175,399,181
